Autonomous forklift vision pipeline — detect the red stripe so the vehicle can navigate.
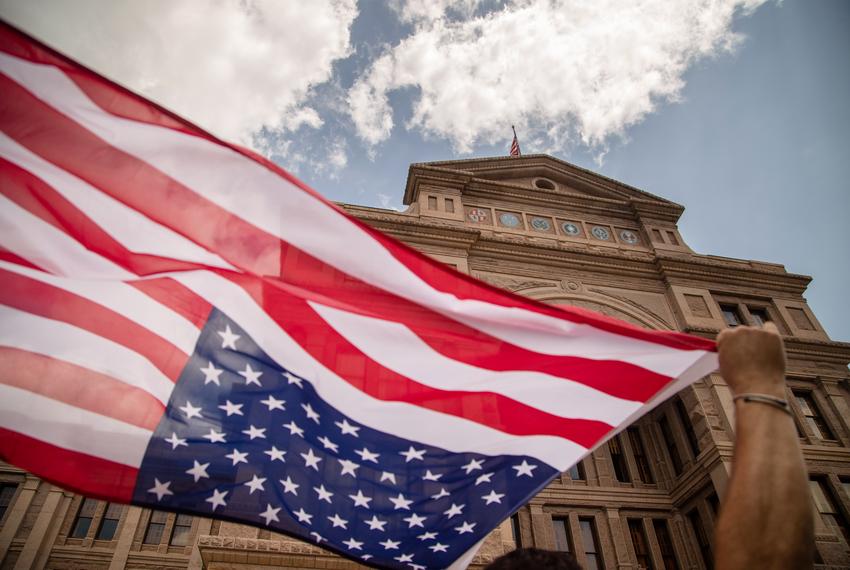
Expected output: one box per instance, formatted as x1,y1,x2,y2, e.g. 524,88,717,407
0,248,43,270
0,268,187,381
0,427,138,502
0,347,165,430
129,278,212,331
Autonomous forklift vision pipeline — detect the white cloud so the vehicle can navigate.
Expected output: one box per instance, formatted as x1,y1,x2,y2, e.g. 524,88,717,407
349,0,767,153
0,0,358,146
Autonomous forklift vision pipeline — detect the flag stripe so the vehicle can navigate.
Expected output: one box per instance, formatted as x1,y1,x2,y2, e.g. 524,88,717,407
0,383,153,468
0,428,139,502
310,301,644,424
0,347,165,431
0,305,176,405
129,278,213,331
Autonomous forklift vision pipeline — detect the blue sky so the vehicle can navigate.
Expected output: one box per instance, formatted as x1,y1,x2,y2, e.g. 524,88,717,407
2,0,847,341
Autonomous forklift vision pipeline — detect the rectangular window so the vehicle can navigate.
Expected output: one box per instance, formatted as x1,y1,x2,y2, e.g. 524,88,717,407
651,229,664,242
666,231,679,246
810,479,850,544
653,519,679,570
510,513,523,548
628,428,654,484
687,509,713,569
579,517,603,570
628,519,653,569
444,198,455,213
674,398,700,458
70,498,98,539
95,503,123,540
427,196,437,210
720,304,742,327
169,513,193,546
841,477,850,501
0,483,17,522
659,416,683,476
747,307,770,326
794,391,834,440
143,510,168,545
568,460,585,481
552,517,573,553
609,436,631,482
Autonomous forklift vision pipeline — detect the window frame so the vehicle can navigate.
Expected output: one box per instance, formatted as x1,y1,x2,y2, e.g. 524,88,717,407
627,518,654,569
627,427,655,484
552,516,573,553
0,483,18,523
94,502,124,541
578,516,604,570
69,497,99,540
608,436,632,483
169,513,194,547
143,510,169,545
791,388,837,443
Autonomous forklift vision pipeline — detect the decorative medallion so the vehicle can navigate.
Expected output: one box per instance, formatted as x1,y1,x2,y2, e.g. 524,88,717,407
530,217,551,231
467,208,488,223
590,226,610,240
561,222,581,236
619,230,639,244
498,212,521,228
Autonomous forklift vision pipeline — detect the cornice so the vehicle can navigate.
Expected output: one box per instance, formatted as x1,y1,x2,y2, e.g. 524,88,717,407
656,253,812,295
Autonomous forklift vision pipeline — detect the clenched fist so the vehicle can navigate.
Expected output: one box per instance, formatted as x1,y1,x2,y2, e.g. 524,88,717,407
717,322,786,398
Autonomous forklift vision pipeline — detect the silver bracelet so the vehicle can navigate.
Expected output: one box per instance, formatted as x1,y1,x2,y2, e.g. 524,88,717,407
732,393,793,417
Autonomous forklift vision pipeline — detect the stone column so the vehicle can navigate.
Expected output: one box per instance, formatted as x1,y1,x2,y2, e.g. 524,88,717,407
0,476,39,564
604,507,633,569
108,506,143,570
528,503,554,550
821,378,850,442
14,485,65,570
187,517,213,570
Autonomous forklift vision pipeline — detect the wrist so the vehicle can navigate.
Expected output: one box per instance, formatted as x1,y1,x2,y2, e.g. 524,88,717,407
727,375,786,399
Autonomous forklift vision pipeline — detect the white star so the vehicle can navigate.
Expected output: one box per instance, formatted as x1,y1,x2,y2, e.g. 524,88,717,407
399,446,426,462
403,513,427,528
242,425,266,440
364,515,387,531
482,490,505,505
318,436,339,453
339,459,359,477
417,531,437,541
264,446,286,462
244,474,267,494
200,362,223,385
431,487,450,500
395,554,414,563
283,420,304,437
225,448,249,465
423,470,442,481
361,555,373,561
443,503,465,519
355,447,380,463
294,508,313,524
260,394,286,411
259,504,280,526
238,364,263,386
461,458,484,474
309,532,324,543
429,542,449,553
279,476,299,496
205,488,228,511
147,478,172,501
380,471,397,484
313,484,334,503
348,490,372,508
179,401,202,420
282,370,303,387
218,400,243,416
389,493,413,510
301,403,320,423
186,460,210,482
327,513,348,529
164,432,187,450
217,324,240,350
301,449,322,470
512,460,538,477
455,521,476,534
202,428,226,443
380,539,400,550
343,537,363,550
475,472,494,486
335,418,361,437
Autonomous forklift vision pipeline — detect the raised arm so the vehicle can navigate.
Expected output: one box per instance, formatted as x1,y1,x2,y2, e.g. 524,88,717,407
713,322,813,569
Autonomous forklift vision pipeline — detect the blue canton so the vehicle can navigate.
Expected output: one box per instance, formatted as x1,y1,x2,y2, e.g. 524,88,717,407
134,309,557,569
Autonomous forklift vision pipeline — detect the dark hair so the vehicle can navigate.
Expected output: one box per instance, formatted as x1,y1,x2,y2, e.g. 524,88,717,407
485,547,583,570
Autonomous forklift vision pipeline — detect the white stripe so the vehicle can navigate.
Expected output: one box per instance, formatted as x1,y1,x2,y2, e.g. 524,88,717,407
0,51,709,377
0,260,199,356
171,270,587,471
0,305,175,406
0,132,235,271
0,383,152,467
310,301,643,425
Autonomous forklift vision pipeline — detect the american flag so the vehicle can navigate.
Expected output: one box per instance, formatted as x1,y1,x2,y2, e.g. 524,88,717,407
0,21,718,569
509,127,521,157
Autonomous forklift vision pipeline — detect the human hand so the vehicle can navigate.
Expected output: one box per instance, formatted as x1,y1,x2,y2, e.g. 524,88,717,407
717,322,786,398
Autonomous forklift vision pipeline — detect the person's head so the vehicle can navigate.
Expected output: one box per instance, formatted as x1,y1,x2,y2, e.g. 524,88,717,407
485,547,582,570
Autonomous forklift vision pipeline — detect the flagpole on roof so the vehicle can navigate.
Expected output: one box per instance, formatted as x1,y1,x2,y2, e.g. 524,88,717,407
510,125,521,157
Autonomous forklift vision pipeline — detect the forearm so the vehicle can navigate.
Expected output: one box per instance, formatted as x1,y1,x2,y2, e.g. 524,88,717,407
714,398,813,569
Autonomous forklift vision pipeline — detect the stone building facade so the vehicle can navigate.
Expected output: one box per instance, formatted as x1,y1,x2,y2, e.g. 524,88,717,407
1,154,849,569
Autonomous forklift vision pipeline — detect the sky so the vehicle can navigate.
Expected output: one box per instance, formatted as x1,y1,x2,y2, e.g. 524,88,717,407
1,0,847,342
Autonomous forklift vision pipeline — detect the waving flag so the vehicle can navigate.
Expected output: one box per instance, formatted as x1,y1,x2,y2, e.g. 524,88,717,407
0,20,718,569
509,126,521,157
